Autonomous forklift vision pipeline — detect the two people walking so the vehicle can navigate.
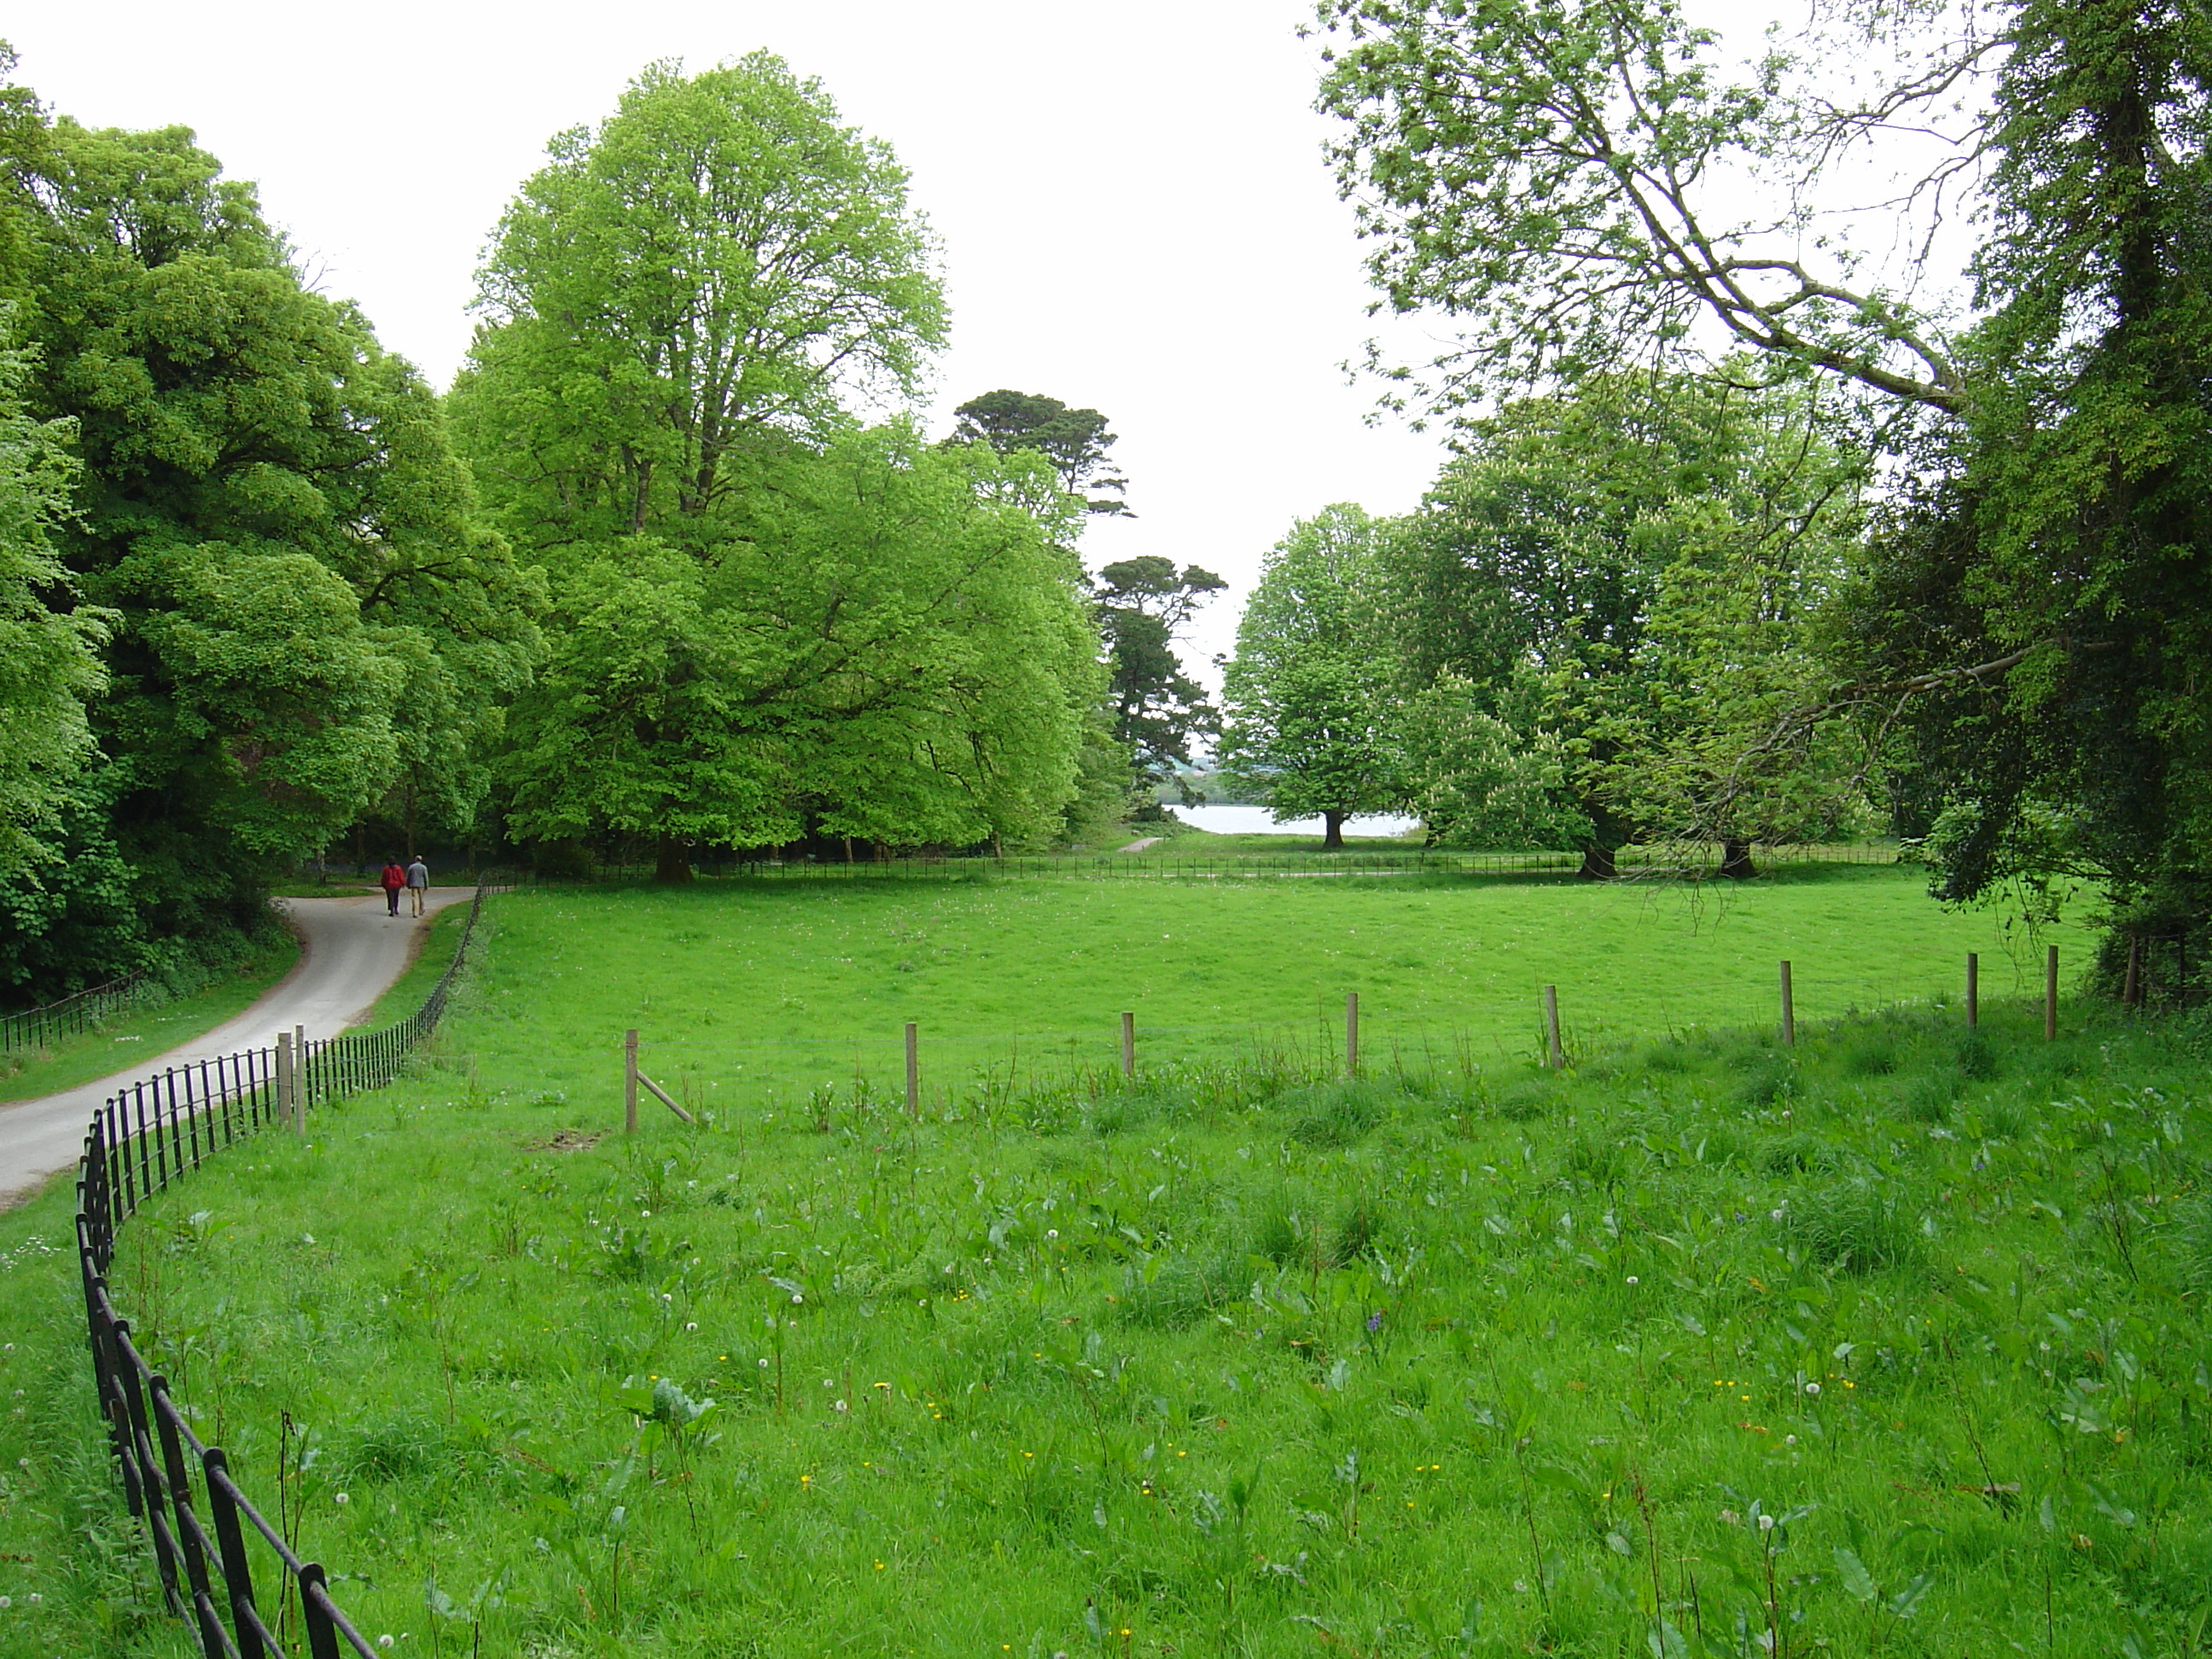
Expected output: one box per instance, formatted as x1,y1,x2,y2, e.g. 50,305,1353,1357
378,857,430,917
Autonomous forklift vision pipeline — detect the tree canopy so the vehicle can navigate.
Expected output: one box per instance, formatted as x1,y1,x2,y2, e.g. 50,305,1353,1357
947,390,1131,515
454,60,1094,877
0,79,540,994
1318,0,2212,976
1220,505,1406,848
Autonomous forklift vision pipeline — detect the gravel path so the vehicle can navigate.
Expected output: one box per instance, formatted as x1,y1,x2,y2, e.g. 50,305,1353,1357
0,889,475,1208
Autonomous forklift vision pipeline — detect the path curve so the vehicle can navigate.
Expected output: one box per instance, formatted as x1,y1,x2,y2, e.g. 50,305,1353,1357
0,889,476,1208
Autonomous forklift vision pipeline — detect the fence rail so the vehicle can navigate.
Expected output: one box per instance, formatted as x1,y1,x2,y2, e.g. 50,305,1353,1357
72,871,504,1658
3,971,151,1056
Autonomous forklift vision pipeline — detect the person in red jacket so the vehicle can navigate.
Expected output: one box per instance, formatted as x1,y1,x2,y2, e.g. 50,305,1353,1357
379,859,406,917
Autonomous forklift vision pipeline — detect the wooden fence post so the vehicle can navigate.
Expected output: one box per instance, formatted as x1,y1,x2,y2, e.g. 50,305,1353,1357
905,1022,919,1118
294,1025,307,1127
275,1033,293,1132
2045,945,2058,1041
1966,952,1978,1027
1120,1011,1135,1080
1345,992,1359,1079
623,1028,638,1134
1543,986,1563,1071
1779,961,1796,1048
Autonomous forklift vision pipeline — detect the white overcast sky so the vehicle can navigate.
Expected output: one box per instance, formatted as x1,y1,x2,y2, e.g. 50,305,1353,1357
16,0,1866,686
11,0,1464,683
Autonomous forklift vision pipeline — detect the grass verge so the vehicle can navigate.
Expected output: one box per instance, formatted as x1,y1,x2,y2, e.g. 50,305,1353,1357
0,937,300,1106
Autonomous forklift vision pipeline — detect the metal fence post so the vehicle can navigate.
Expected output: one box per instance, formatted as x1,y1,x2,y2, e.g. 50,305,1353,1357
202,1449,266,1659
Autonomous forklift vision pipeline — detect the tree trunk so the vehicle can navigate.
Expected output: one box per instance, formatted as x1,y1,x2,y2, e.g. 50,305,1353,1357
1323,809,1346,850
1577,844,1616,881
1719,837,1757,880
654,835,693,883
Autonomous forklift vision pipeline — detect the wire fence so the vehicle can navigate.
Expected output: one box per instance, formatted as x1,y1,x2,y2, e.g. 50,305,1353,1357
71,871,505,1659
3,971,152,1056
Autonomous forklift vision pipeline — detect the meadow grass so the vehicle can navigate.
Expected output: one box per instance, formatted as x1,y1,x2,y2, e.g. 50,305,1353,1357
443,865,2086,1115
3,874,2201,1659
0,938,300,1105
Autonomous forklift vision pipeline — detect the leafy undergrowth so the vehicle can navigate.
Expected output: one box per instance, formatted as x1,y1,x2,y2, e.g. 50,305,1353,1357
26,1002,2209,1656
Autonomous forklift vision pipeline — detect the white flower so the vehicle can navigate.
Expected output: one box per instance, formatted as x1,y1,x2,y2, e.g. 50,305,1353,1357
1625,1275,1639,1286
684,1321,697,1331
378,1638,394,1650
834,1400,849,1413
1758,1514,1776,1532
24,1593,37,1604
335,1492,349,1506
758,1358,770,1369
0,1595,11,1608
1046,1229,1058,1240
1804,1382,1820,1395
302,1234,316,1245
1784,1435,1797,1446
1769,1208,1784,1222
789,1292,803,1305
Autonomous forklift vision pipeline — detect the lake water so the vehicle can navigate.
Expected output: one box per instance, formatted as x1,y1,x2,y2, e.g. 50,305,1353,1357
1170,803,1423,839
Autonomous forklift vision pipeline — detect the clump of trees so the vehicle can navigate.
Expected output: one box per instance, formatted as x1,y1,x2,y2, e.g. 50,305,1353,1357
1255,0,2212,987
0,49,1150,995
1223,375,1869,866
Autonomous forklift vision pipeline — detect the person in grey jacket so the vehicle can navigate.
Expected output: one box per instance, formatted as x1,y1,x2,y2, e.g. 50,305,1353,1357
405,856,429,917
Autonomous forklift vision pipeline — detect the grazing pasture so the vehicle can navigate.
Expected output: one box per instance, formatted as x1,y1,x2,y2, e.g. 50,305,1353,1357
440,865,2083,1113
2,871,2201,1659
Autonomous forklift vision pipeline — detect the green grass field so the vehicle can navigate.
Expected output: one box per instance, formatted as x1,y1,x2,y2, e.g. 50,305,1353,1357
0,937,300,1105
3,871,2203,1658
448,866,2085,1115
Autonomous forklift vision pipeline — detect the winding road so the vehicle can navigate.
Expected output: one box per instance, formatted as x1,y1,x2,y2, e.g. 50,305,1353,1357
0,889,475,1208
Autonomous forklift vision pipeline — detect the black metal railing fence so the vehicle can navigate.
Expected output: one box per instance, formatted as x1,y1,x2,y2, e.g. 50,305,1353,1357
3,971,152,1056
73,871,505,1658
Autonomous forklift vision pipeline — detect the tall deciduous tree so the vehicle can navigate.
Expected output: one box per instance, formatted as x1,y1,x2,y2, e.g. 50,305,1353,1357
498,427,1098,862
456,60,1095,876
1318,0,2212,972
0,313,104,882
1392,375,1871,876
3,102,538,993
453,54,946,555
1220,505,1406,848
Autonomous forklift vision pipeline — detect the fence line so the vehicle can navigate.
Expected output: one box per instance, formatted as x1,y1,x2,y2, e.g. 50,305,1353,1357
3,971,152,1057
72,871,505,1658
